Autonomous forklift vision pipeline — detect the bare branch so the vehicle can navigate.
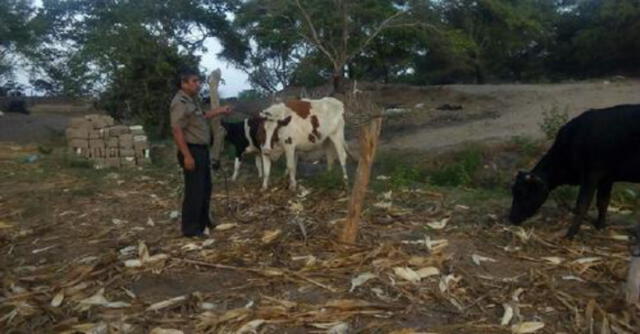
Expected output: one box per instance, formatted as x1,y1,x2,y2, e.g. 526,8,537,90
349,10,405,61
386,22,438,31
340,0,348,59
293,0,337,64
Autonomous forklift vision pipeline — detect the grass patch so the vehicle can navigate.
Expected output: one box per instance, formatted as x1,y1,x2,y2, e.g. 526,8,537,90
374,151,429,190
509,136,541,157
429,147,482,187
449,186,511,207
61,154,94,169
307,169,344,191
612,185,640,208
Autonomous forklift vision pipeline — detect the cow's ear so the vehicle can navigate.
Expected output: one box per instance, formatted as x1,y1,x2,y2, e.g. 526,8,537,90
278,116,292,127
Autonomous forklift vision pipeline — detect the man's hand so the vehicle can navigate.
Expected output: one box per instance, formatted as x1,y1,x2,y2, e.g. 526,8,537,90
205,105,232,119
183,155,196,171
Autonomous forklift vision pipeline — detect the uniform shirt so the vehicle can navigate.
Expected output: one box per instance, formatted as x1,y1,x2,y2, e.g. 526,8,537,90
170,90,211,145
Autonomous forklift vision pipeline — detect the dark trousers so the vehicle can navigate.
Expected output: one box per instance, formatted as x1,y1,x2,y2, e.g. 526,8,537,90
178,144,213,236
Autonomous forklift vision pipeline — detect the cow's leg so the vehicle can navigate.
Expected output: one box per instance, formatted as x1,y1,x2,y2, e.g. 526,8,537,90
595,180,613,230
292,151,298,177
285,146,297,191
566,180,598,239
261,154,271,190
325,142,336,172
231,157,241,181
254,155,263,178
328,134,348,184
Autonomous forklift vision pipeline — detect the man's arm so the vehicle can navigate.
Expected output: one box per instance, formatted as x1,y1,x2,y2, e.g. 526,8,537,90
172,126,195,171
205,105,232,119
170,100,195,171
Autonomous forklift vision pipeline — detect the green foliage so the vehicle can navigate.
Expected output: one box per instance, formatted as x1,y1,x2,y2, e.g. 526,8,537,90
387,165,425,188
237,89,266,101
510,136,540,157
547,0,640,77
430,148,482,187
307,169,344,191
61,152,93,169
6,0,638,119
612,186,640,208
227,0,308,92
0,0,49,85
223,0,640,86
227,0,414,90
539,105,569,140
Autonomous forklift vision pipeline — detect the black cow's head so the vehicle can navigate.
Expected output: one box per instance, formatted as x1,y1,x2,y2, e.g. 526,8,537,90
509,171,550,225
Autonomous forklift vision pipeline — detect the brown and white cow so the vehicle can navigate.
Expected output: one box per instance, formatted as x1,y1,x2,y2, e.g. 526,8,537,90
222,115,336,183
260,97,348,190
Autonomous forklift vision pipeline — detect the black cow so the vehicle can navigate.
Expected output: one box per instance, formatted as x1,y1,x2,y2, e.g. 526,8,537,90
221,118,263,181
221,117,284,181
510,104,640,238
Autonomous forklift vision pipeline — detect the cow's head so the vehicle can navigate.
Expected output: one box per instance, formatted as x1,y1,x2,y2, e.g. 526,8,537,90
260,104,291,155
509,171,550,225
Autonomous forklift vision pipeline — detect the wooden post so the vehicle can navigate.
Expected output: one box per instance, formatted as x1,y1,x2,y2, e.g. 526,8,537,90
207,69,225,161
340,117,383,244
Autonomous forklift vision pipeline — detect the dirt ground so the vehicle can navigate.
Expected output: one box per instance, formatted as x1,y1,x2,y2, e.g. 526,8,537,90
1,80,640,333
1,143,638,333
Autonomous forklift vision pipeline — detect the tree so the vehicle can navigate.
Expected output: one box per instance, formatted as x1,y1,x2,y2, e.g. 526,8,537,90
35,0,245,137
292,0,412,90
0,0,49,87
223,0,310,93
226,0,419,91
547,0,640,78
431,0,554,83
237,89,266,101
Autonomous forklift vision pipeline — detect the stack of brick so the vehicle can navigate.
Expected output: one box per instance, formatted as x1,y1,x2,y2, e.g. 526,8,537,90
66,114,151,168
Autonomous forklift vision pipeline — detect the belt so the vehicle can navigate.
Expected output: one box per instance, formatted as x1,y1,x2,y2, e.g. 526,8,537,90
187,143,209,149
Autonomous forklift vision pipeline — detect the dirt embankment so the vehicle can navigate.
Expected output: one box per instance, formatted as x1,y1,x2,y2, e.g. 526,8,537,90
0,98,97,144
2,79,639,153
376,79,640,152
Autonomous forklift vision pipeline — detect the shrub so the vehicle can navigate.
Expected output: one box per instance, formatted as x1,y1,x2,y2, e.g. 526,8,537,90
539,105,569,140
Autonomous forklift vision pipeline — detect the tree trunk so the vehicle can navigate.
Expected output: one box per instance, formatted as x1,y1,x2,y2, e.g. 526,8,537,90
474,60,485,84
340,117,383,244
332,66,344,94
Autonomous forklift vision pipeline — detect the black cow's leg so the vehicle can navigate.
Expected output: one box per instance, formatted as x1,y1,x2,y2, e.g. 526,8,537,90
566,181,597,239
595,180,613,230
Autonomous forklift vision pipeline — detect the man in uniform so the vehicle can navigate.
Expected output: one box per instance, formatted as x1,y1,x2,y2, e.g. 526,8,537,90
170,68,231,238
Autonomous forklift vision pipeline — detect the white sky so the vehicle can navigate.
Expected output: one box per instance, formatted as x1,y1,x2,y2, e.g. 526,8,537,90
197,38,250,98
